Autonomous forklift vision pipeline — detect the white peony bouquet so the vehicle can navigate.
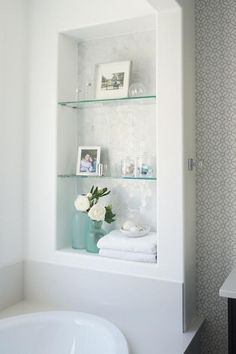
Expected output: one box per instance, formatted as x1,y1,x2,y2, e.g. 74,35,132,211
74,186,115,224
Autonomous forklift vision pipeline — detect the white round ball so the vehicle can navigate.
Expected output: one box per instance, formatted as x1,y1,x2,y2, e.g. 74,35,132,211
123,220,135,231
130,226,139,233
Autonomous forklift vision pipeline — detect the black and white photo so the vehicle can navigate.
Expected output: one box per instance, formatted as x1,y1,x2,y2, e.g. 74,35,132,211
95,61,131,99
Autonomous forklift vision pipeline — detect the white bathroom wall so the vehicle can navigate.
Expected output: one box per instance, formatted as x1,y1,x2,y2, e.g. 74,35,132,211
0,0,198,351
0,263,23,311
0,0,27,307
150,0,196,329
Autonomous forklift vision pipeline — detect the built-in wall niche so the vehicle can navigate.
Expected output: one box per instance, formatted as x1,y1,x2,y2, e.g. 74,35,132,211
56,15,157,261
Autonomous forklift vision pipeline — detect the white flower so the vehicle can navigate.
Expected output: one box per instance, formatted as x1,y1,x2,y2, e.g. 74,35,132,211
88,204,106,221
74,195,90,212
86,193,92,198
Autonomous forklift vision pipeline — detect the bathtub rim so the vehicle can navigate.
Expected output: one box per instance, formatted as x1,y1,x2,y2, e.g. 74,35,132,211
0,310,129,354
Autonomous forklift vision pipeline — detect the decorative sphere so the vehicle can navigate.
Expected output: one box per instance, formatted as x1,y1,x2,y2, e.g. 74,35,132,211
123,220,135,231
129,82,146,97
130,226,139,233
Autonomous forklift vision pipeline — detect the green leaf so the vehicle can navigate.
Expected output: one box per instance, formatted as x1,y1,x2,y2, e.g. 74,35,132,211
88,186,111,206
104,205,116,224
102,191,110,197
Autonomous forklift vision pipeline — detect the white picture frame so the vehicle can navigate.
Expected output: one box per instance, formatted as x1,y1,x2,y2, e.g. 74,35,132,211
95,61,131,99
76,146,101,176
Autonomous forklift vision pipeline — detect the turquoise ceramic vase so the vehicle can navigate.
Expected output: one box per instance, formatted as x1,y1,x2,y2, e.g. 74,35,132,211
71,211,89,249
86,220,106,253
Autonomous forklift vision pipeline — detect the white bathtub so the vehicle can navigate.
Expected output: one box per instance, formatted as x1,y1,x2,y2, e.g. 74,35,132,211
0,311,129,354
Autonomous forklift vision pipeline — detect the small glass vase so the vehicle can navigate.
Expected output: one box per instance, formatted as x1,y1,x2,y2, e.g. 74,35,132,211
135,155,155,177
121,156,135,177
86,220,106,253
128,71,146,97
128,82,146,97
71,211,89,249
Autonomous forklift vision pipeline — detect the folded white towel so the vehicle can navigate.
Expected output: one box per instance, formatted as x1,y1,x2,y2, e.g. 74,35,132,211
99,249,157,263
97,230,157,254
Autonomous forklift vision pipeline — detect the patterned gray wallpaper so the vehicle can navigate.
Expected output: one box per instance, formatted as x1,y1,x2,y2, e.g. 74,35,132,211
195,0,236,353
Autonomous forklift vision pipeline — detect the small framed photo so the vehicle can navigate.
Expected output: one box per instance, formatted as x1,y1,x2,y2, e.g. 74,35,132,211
76,146,101,176
95,61,131,99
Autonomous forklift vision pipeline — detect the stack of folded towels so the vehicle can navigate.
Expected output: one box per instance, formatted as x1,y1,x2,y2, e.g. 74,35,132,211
97,229,157,263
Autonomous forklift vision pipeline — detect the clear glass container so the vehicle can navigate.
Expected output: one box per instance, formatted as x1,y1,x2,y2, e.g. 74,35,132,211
121,156,135,177
129,82,146,97
128,71,146,97
135,155,155,178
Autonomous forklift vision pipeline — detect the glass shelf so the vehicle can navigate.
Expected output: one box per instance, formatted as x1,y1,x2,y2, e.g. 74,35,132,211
58,174,156,181
58,95,156,109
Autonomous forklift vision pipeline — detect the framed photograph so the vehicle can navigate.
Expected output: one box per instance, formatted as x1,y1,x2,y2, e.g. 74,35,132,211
95,61,131,99
76,146,101,176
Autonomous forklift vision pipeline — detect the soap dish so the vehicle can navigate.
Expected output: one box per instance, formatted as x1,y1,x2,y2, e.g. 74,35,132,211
120,225,150,238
